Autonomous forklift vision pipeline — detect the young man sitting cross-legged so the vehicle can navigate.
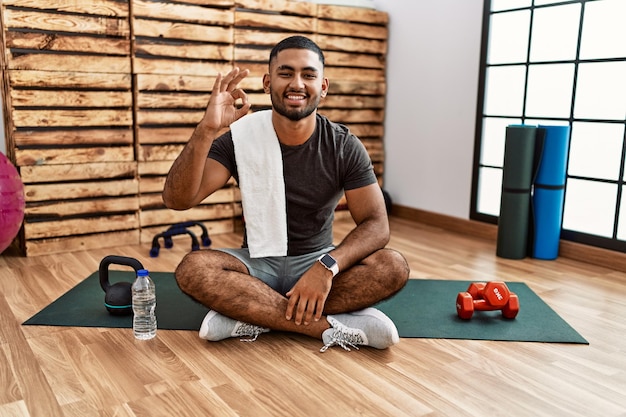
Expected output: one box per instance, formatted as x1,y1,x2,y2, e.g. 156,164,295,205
162,36,409,352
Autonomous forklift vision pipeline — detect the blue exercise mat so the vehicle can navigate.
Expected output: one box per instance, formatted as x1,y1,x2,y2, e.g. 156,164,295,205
532,125,570,259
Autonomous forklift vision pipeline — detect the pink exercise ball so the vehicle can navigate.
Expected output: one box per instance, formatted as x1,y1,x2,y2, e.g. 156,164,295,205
0,151,25,254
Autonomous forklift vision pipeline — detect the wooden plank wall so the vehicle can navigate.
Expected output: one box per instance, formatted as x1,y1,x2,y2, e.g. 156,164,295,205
0,0,139,256
132,0,239,245
0,0,388,256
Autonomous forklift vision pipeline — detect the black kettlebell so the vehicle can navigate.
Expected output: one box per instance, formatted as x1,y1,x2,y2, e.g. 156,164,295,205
99,255,145,316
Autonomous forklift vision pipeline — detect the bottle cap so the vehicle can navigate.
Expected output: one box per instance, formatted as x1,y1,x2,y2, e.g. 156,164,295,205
137,269,149,276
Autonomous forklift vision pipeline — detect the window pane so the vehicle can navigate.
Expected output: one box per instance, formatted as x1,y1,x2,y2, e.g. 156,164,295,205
484,65,526,116
487,10,531,64
525,63,574,118
525,119,568,127
580,0,626,60
491,0,531,12
530,4,580,62
534,0,565,4
480,117,521,167
563,179,616,237
477,167,502,216
569,122,624,181
574,61,626,120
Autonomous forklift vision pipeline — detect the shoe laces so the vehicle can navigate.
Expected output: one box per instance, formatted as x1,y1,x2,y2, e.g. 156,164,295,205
320,321,364,352
234,322,267,342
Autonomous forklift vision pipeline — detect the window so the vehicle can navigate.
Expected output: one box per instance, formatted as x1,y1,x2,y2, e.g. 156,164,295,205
471,0,626,252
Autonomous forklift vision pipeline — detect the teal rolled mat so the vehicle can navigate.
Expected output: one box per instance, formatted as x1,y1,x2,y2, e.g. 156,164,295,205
532,125,570,260
497,125,538,259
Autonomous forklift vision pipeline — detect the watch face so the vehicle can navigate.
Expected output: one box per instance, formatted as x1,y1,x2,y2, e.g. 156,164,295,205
320,254,336,268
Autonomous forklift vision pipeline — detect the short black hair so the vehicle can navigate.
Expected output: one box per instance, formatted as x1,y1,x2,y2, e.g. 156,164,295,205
269,36,325,68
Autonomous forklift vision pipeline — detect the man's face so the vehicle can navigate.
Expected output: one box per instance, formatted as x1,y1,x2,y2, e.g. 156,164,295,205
264,48,329,121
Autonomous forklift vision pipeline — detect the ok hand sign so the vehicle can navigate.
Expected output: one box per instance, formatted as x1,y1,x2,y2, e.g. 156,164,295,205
201,67,252,131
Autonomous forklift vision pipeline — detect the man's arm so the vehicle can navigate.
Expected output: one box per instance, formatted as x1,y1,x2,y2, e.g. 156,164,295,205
162,126,230,210
330,183,390,270
163,68,251,210
285,182,389,325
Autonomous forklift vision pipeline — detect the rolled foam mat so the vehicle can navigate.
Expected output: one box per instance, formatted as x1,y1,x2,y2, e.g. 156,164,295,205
531,125,570,260
496,125,537,259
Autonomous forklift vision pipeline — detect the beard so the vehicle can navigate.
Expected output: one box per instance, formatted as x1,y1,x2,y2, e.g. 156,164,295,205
270,90,321,121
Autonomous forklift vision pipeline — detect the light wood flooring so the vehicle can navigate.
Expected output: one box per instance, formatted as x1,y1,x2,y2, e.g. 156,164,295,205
0,216,625,417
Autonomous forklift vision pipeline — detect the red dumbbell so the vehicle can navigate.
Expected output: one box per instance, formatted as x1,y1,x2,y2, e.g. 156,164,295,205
456,281,519,320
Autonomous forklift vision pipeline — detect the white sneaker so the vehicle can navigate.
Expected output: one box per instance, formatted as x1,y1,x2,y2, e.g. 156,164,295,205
320,308,399,352
199,310,270,342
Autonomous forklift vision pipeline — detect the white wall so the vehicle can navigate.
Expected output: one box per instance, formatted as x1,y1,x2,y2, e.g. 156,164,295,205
372,0,484,219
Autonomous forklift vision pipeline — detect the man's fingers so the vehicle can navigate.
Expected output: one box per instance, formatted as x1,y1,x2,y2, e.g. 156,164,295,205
314,299,324,322
211,72,223,95
234,103,251,121
294,298,309,325
222,67,249,92
303,301,318,326
231,88,248,103
228,68,250,91
285,292,297,321
214,67,238,93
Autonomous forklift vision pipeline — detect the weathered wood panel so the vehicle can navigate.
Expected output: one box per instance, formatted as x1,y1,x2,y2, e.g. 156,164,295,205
140,218,235,244
313,5,388,183
24,197,139,218
1,0,137,255
132,1,239,235
317,19,388,40
2,0,130,17
133,0,233,25
236,0,316,16
140,188,235,207
15,146,134,166
7,54,131,73
5,32,130,55
8,70,131,89
20,162,137,183
25,230,140,257
23,179,138,203
317,4,388,25
235,11,315,32
135,40,233,61
3,9,130,36
12,129,133,147
24,214,139,240
12,109,132,128
133,19,232,43
140,204,235,227
10,90,132,108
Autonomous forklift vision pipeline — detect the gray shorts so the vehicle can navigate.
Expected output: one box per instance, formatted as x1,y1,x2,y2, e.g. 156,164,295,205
216,246,334,296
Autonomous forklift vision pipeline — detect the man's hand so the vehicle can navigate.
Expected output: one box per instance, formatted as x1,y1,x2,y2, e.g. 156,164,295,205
162,67,250,210
285,265,333,326
201,67,252,131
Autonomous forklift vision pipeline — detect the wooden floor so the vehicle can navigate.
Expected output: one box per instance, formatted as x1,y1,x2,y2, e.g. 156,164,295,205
1,216,625,417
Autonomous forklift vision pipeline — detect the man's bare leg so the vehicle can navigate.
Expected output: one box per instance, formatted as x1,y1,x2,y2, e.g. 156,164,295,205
175,250,327,338
324,248,409,313
175,248,409,341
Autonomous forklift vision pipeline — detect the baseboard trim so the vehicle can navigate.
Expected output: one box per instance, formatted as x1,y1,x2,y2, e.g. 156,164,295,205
392,204,626,272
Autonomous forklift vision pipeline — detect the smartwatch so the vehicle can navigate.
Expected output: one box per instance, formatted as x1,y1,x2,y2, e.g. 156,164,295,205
317,253,339,277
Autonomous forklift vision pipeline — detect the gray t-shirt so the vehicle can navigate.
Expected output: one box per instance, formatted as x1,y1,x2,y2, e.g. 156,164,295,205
209,113,376,256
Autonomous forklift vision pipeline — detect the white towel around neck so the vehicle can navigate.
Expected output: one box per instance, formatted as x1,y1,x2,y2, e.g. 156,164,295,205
230,110,288,258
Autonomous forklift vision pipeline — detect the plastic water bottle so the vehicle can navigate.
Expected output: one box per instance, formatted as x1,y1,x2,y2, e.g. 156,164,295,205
132,269,156,340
